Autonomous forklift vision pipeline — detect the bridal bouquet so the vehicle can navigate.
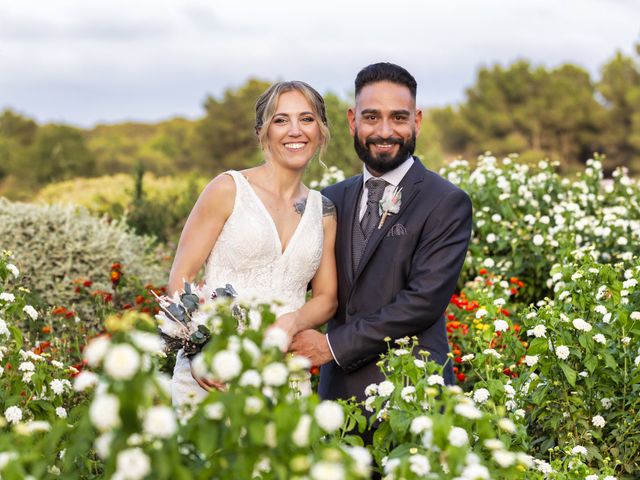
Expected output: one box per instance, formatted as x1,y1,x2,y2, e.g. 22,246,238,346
153,282,239,357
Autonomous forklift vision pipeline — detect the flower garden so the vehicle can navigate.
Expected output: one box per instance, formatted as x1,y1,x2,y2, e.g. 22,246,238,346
0,155,639,479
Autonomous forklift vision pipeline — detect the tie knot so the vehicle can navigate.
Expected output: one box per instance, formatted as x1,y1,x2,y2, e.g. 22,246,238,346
366,178,387,204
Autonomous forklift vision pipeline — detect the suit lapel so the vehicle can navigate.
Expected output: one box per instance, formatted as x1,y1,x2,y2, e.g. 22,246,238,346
351,159,426,286
340,175,363,285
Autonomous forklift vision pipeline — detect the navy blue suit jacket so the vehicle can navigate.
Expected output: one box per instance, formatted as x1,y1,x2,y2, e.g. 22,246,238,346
319,158,472,402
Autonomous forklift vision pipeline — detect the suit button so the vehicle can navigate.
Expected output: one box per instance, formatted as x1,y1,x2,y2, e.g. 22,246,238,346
347,306,356,315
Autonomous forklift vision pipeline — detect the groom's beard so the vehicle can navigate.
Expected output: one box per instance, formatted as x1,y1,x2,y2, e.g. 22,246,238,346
353,128,416,174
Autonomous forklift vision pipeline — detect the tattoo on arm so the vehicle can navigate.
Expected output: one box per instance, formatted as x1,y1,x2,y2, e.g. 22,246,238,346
294,198,307,216
322,196,337,218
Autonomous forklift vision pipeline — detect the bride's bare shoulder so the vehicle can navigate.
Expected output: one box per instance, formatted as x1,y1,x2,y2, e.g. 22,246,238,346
197,173,237,214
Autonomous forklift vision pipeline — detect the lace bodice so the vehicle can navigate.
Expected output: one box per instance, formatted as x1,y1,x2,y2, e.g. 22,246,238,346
203,170,324,316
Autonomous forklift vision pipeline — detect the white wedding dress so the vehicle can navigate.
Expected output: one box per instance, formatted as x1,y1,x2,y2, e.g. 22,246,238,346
171,170,324,406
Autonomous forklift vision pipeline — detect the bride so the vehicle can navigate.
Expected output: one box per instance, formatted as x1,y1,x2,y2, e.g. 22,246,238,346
168,81,338,405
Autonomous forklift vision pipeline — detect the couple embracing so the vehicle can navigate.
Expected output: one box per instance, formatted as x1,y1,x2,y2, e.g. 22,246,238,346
169,62,473,422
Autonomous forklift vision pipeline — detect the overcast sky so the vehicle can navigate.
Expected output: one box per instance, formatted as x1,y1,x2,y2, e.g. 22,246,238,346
0,0,638,127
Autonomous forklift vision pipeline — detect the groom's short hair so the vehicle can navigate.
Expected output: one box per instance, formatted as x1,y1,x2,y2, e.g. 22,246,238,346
355,62,417,100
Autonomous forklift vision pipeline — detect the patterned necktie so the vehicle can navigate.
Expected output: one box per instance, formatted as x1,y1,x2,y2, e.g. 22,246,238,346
352,178,388,271
361,178,388,239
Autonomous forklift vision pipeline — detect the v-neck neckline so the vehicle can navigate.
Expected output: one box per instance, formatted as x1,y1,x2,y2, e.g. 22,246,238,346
238,173,311,256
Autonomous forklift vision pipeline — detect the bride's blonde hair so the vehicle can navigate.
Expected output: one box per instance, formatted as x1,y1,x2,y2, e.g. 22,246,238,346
255,81,330,162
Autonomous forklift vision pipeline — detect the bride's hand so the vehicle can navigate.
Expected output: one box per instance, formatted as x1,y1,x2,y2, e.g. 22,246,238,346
190,362,226,392
269,312,299,352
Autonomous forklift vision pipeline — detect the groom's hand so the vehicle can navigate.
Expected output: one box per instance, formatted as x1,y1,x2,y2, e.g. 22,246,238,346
290,329,333,367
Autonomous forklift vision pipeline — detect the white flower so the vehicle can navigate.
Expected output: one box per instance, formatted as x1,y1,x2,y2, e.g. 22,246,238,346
555,345,570,360
631,311,640,321
571,445,587,456
593,334,606,344
601,397,612,409
483,348,502,358
493,450,516,467
623,278,637,289
459,464,490,479
56,407,67,419
262,362,288,387
635,355,640,367
291,414,312,447
364,383,378,396
448,426,469,446
22,305,38,321
591,415,606,428
534,459,553,473
244,396,263,415
473,388,490,403
455,401,482,419
409,454,431,475
603,476,617,480
486,233,497,243
263,327,289,351
401,386,416,402
115,448,151,480
0,452,17,470
104,344,140,380
530,325,547,338
377,381,395,396
483,258,495,268
414,359,426,368
533,234,544,246
4,406,22,424
200,402,223,421
0,319,9,337
461,354,475,362
94,432,113,460
18,361,35,372
239,369,262,388
50,379,66,395
314,401,344,433
475,308,488,319
427,375,444,386
6,263,19,278
603,312,612,323
484,439,504,450
343,446,371,477
622,337,631,345
572,318,592,332
212,350,243,381
524,355,539,366
594,305,608,315
493,319,509,332
143,406,176,438
0,292,15,303
410,416,433,434
73,371,99,391
84,336,111,367
129,331,163,353
498,418,516,433
310,461,344,480
90,394,120,431
491,214,502,222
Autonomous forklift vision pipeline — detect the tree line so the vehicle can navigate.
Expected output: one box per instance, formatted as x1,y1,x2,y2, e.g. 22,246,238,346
1,43,638,199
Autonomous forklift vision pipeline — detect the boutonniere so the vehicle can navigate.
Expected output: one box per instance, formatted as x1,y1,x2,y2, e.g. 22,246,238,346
378,186,402,229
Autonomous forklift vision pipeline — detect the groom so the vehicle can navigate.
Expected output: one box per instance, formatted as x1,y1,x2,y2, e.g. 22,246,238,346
291,62,472,403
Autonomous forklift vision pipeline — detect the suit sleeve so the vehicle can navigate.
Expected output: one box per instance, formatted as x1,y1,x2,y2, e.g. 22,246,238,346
326,187,472,373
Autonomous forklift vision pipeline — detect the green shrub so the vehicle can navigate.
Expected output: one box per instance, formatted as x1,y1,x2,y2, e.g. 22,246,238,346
0,199,167,319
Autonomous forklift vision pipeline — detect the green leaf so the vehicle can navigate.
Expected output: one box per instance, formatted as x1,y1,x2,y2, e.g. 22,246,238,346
559,362,577,387
8,325,23,350
527,337,548,356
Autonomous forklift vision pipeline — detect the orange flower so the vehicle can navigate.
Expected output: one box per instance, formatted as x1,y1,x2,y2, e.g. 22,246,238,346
51,306,67,315
41,326,51,334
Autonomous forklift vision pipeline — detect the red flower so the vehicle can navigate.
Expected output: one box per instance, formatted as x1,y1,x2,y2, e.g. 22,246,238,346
456,373,466,382
83,280,93,288
310,366,320,376
479,268,488,275
65,311,75,319
52,306,68,315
